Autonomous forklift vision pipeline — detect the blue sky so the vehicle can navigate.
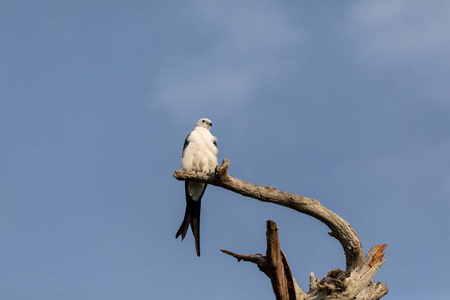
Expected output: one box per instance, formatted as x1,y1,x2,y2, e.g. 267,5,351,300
1,0,449,299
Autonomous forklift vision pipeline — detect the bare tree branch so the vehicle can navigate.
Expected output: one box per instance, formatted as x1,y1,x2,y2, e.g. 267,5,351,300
174,158,363,270
222,221,307,300
173,158,387,299
220,249,267,273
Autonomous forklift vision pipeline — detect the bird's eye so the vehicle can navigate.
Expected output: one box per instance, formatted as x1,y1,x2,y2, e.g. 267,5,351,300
202,120,205,123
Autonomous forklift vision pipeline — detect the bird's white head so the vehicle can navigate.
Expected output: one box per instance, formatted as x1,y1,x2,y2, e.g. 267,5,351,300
195,118,213,130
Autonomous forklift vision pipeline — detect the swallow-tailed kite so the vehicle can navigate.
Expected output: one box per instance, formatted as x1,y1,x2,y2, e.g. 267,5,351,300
175,118,218,256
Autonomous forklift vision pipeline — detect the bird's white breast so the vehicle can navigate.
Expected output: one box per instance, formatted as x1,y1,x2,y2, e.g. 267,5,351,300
181,127,218,173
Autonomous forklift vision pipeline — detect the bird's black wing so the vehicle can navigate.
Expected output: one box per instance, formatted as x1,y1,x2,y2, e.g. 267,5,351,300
182,135,190,158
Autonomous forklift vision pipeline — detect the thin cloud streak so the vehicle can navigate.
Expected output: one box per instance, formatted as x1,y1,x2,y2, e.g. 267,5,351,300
151,0,305,118
347,0,450,110
349,0,450,60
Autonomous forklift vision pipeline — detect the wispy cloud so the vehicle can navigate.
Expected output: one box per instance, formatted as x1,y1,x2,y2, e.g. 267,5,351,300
348,0,450,61
347,0,450,109
150,0,304,118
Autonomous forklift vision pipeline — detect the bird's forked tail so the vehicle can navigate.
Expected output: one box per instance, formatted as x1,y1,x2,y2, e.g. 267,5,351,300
175,182,203,256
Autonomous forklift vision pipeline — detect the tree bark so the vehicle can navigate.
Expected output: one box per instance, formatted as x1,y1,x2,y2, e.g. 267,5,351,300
173,158,387,299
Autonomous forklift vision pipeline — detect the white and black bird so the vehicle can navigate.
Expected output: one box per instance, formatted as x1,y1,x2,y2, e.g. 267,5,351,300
175,118,218,256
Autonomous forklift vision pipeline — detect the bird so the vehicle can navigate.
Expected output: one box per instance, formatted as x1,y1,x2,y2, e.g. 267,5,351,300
175,118,218,256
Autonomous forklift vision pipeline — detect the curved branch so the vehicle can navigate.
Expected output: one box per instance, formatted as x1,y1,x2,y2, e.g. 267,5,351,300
221,220,387,300
173,158,363,270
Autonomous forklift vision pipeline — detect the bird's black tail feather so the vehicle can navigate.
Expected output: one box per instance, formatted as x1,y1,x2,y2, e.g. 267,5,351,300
175,181,205,256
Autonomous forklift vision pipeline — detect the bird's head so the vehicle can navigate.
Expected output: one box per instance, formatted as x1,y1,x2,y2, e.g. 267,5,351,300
195,118,213,130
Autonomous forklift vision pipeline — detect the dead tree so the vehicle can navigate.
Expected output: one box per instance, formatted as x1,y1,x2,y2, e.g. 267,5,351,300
173,158,387,300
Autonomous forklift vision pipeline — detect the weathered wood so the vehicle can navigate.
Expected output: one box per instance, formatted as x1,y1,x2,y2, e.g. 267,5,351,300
174,158,363,270
281,250,306,300
222,221,307,300
266,220,289,300
173,158,387,299
222,220,386,300
307,243,387,299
